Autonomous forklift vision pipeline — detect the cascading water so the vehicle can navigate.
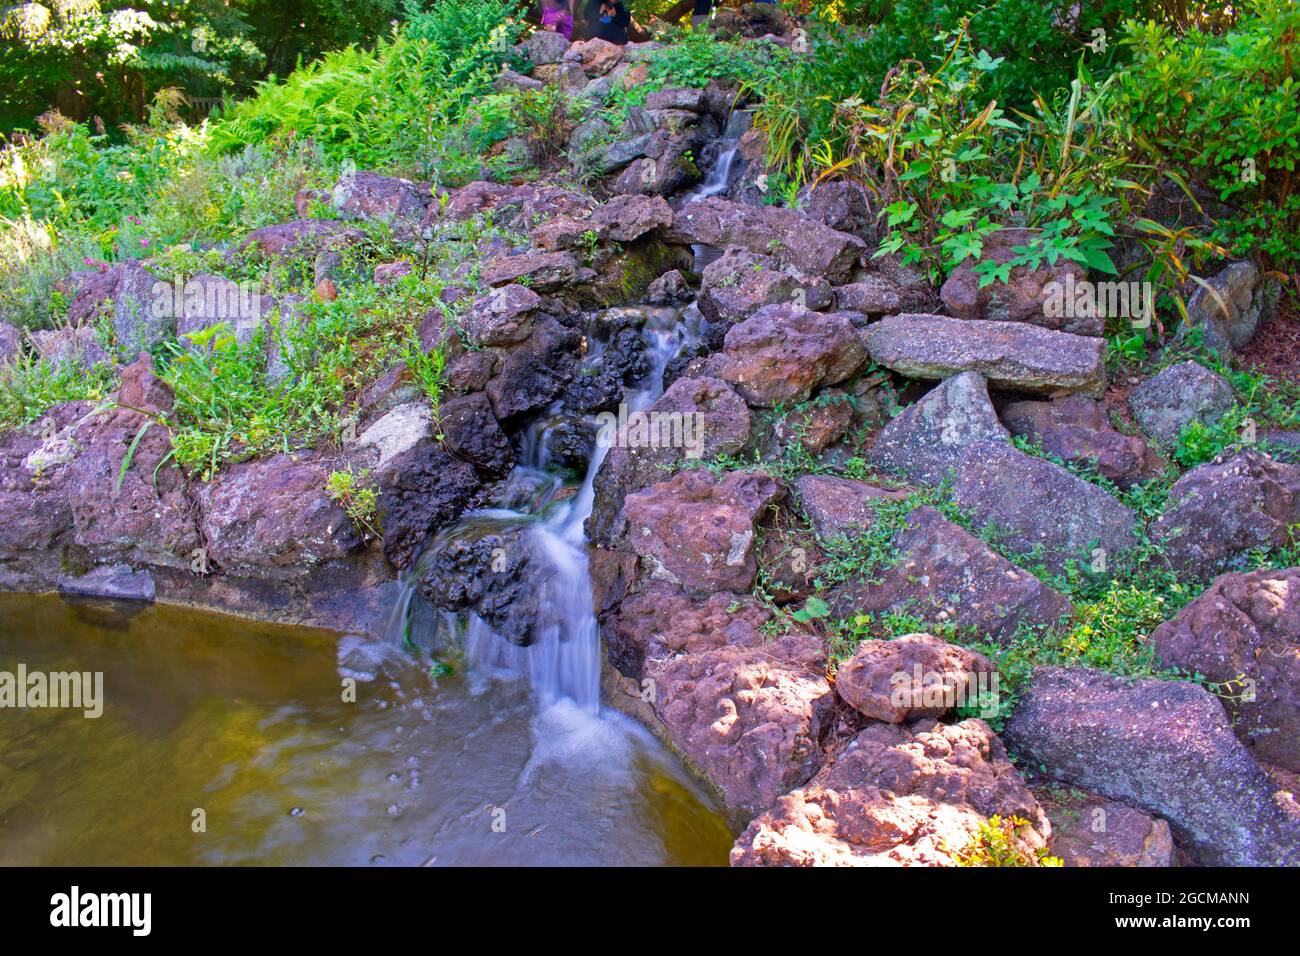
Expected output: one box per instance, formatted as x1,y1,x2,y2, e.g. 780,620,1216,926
686,108,753,273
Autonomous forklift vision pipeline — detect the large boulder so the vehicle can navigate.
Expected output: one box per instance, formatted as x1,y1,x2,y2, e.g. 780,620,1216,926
731,719,1049,866
521,28,571,65
484,318,580,422
437,392,514,476
1127,360,1235,447
63,260,169,354
589,194,674,242
1150,567,1300,771
238,219,363,261
940,227,1098,336
1004,666,1300,866
952,441,1136,573
331,171,430,225
1001,395,1157,488
829,506,1073,643
698,250,827,327
480,251,580,293
714,304,867,407
623,469,784,592
466,283,549,347
868,371,1009,485
616,584,834,819
1150,450,1300,580
864,314,1107,396
672,197,867,282
376,441,482,570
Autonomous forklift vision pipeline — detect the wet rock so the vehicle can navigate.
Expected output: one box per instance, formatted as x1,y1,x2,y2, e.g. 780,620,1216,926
672,197,866,281
1037,788,1175,867
485,318,580,422
1182,259,1278,352
1128,360,1235,446
238,219,364,261
1004,666,1300,866
828,506,1073,642
420,529,538,646
58,563,156,603
1001,395,1157,488
793,474,906,538
589,194,673,242
864,315,1107,396
588,376,751,547
645,269,691,306
623,469,784,592
376,442,482,570
834,633,996,723
540,415,596,473
715,304,866,407
732,719,1049,866
940,228,1097,335
953,440,1136,573
615,584,833,818
437,393,514,476
1151,449,1300,580
868,371,1009,485
1150,567,1300,772
611,131,706,197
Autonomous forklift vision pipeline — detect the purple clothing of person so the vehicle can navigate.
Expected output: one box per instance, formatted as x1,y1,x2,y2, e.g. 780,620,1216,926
542,8,574,40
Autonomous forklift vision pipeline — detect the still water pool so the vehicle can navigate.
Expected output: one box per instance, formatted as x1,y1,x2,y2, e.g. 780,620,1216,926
0,593,732,866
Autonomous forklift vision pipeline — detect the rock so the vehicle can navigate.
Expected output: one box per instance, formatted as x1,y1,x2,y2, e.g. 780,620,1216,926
1004,666,1300,866
1151,450,1300,580
715,305,867,407
61,260,168,354
480,250,580,293
420,529,538,645
566,37,624,75
864,315,1107,396
1183,259,1278,352
952,440,1136,573
31,326,111,369
1127,360,1235,446
64,357,199,570
58,563,156,603
835,633,996,723
493,68,544,93
331,171,430,224
828,506,1073,643
868,371,1009,485
1001,395,1157,488
374,261,412,286
588,376,751,547
833,275,930,318
376,441,482,570
645,269,691,306
611,128,706,197
615,585,833,818
698,250,829,328
466,284,547,347
1150,567,1300,772
623,469,784,592
802,180,876,244
485,318,579,421
238,219,364,260
731,719,1049,866
566,116,613,172
445,351,496,394
589,194,673,241
173,273,276,345
1037,789,1175,867
793,474,906,538
438,392,514,476
672,197,866,281
0,320,22,365
522,28,571,65
771,390,854,457
940,228,1097,335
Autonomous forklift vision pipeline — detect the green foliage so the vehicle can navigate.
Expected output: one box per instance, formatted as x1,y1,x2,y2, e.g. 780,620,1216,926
954,814,1063,867
0,353,117,431
1117,0,1300,269
326,464,381,537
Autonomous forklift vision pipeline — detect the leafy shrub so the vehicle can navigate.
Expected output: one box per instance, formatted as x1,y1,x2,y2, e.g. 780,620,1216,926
0,354,117,431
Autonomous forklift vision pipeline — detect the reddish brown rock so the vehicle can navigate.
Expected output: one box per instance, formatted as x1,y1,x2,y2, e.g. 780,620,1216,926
834,633,996,723
1150,567,1300,772
731,719,1049,866
715,304,867,407
793,474,906,538
1037,788,1175,867
623,469,784,592
1001,395,1157,488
